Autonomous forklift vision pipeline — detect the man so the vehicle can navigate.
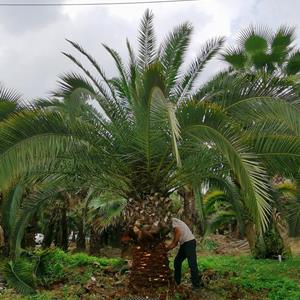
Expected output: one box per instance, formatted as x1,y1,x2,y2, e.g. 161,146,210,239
166,218,201,289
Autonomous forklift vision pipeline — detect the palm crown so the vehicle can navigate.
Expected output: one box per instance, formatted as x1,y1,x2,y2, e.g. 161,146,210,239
222,25,300,75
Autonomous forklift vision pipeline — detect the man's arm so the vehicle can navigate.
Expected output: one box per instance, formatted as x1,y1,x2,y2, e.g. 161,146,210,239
166,227,181,251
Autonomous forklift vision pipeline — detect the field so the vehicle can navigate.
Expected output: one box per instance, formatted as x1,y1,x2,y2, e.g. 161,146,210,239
0,236,299,300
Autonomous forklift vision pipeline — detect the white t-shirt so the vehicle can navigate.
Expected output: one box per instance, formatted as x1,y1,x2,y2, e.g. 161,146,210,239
172,218,195,245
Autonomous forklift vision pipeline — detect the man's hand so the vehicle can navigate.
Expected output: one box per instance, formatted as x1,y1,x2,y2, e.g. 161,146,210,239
166,227,181,251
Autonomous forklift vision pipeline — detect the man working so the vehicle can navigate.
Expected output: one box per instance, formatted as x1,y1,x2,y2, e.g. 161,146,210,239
166,218,201,290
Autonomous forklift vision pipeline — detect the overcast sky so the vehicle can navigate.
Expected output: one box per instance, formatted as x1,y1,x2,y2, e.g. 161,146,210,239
0,0,299,100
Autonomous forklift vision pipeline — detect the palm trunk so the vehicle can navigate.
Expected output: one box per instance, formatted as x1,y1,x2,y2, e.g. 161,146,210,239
130,242,172,290
43,213,56,248
272,211,291,256
0,225,5,254
76,222,86,251
179,188,196,231
89,228,103,256
246,216,290,259
123,193,173,289
245,221,256,253
61,206,69,251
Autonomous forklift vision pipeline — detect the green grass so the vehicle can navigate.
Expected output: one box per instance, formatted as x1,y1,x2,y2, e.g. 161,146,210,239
192,256,300,300
1,251,299,299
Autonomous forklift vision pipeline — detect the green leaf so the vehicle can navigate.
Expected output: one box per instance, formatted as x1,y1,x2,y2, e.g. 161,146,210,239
3,260,36,295
286,51,300,75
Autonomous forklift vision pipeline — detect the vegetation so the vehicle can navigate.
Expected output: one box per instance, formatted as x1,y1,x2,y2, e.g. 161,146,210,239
0,8,300,300
1,249,299,299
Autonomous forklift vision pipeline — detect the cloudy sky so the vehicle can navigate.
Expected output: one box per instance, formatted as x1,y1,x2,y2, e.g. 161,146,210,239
0,0,299,100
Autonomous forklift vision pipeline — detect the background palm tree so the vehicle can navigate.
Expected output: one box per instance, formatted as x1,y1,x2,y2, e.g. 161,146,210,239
222,25,300,75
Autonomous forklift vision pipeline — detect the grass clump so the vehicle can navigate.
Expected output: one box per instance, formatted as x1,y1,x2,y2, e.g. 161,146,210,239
199,256,300,300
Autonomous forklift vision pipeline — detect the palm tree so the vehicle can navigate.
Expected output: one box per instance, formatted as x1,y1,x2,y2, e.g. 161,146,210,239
0,85,26,256
1,11,300,288
221,25,300,75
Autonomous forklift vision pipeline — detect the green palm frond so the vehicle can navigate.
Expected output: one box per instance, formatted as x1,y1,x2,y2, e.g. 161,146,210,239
138,9,156,70
286,50,300,75
62,51,112,101
0,85,23,122
223,24,299,75
54,72,97,98
3,260,36,295
88,195,126,230
179,101,271,229
208,209,237,233
65,39,117,99
159,23,192,92
271,26,295,64
221,47,247,70
175,37,224,101
237,25,270,53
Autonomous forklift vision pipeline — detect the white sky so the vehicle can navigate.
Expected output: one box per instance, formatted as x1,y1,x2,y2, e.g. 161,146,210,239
0,0,299,100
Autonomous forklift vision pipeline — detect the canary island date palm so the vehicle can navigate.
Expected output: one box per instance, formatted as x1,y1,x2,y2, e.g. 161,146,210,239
1,11,300,288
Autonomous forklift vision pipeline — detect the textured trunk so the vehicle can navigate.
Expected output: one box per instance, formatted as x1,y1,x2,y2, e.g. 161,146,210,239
2,227,10,257
0,225,5,255
123,193,173,289
245,222,256,253
246,214,290,259
89,228,103,256
180,188,196,231
42,213,56,248
130,242,172,290
272,211,291,256
61,206,69,251
0,225,4,248
23,230,36,249
76,222,86,251
53,206,69,251
23,217,37,249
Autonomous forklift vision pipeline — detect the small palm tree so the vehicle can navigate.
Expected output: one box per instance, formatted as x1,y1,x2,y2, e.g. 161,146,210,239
222,25,300,75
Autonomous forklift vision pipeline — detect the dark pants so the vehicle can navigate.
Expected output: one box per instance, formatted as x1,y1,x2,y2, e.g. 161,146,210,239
174,239,200,288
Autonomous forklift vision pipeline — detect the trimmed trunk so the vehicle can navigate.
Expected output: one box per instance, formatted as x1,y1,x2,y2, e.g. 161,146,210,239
123,193,173,289
130,242,172,290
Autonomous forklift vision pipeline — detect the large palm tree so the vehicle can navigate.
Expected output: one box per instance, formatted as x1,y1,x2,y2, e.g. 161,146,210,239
1,11,300,288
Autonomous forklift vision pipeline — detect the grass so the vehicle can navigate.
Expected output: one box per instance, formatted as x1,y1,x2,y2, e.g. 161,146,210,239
180,255,300,300
0,250,299,299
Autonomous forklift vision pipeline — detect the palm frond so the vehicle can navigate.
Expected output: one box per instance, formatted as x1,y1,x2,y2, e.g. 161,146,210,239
66,39,117,99
286,50,300,75
178,101,271,230
174,37,224,101
138,9,156,70
271,26,295,65
159,23,192,93
3,260,36,295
